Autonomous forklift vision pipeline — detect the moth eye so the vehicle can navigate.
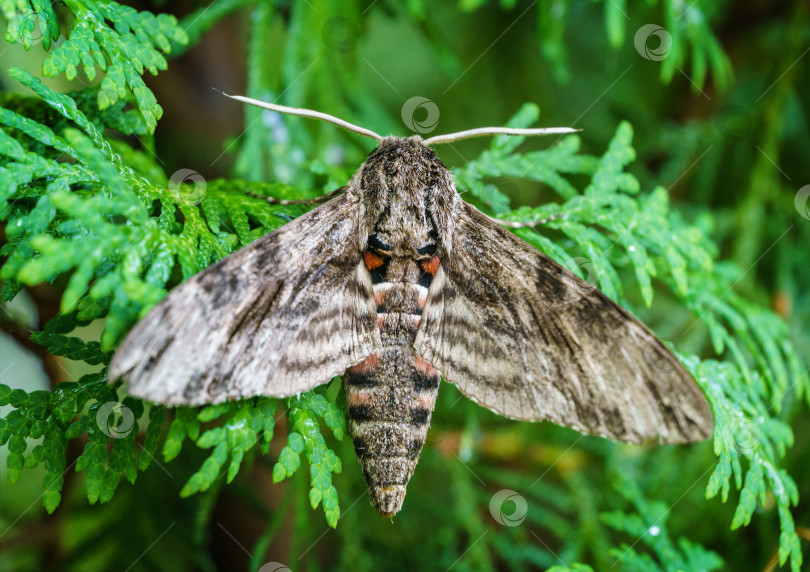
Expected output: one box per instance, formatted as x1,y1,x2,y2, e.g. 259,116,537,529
416,244,437,256
364,251,385,270
367,234,390,251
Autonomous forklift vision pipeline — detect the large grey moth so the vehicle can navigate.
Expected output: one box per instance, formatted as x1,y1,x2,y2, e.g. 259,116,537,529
109,96,714,517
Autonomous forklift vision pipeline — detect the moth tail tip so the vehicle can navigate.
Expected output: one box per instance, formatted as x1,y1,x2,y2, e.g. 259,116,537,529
370,484,407,517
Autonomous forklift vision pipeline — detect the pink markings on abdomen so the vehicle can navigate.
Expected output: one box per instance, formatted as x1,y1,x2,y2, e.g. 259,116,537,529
347,390,374,407
349,351,380,374
413,355,440,378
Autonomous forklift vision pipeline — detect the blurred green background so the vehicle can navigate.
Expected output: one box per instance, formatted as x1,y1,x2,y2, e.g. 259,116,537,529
1,1,808,571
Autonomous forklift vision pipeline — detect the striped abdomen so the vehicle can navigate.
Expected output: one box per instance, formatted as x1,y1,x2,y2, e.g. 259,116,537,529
344,251,441,517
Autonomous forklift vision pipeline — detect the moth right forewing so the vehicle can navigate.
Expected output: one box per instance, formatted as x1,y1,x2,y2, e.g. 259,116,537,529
415,202,713,444
110,190,381,405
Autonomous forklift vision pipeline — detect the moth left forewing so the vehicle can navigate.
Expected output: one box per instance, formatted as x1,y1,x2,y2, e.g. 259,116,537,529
415,202,713,444
110,190,381,404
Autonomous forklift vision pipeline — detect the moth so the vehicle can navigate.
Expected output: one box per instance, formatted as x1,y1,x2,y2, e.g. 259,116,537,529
110,96,714,517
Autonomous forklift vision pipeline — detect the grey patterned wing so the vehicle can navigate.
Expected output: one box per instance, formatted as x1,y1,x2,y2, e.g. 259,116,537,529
414,202,713,444
109,191,381,405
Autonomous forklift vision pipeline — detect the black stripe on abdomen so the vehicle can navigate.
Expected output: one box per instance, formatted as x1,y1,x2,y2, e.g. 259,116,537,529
412,370,439,391
349,405,374,422
346,371,377,388
409,407,430,426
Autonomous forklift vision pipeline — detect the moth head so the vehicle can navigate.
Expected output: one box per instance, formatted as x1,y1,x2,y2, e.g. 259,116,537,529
354,135,459,257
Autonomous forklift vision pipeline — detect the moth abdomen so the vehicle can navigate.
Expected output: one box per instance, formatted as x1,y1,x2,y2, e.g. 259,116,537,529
344,251,442,517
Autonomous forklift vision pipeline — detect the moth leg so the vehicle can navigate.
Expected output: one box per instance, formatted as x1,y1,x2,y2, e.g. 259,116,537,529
247,186,346,206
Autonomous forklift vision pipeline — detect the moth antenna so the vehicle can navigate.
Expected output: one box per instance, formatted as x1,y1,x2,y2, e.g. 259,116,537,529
221,92,383,141
247,186,346,206
424,126,580,145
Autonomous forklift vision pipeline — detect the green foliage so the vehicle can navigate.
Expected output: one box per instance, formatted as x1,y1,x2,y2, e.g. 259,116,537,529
272,393,344,527
175,399,275,495
0,2,807,571
600,473,724,571
530,0,732,88
2,0,188,132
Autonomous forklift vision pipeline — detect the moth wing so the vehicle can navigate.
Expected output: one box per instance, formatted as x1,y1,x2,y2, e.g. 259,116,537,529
110,191,380,405
414,202,713,444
